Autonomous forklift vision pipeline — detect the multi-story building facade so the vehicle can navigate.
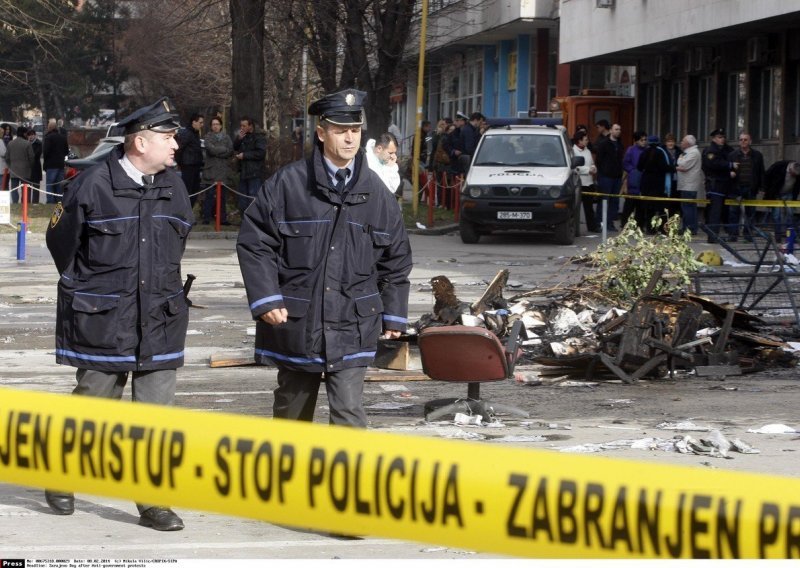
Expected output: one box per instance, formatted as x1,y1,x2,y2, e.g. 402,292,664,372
399,0,629,154
560,0,800,162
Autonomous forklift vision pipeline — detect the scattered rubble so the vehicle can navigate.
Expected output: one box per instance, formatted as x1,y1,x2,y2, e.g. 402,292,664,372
559,429,760,459
412,268,800,381
747,424,798,434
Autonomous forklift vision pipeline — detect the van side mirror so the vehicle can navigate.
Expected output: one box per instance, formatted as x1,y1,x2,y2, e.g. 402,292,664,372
571,156,585,168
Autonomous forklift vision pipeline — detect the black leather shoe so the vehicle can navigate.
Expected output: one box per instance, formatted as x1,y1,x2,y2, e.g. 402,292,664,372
139,507,184,531
45,490,75,515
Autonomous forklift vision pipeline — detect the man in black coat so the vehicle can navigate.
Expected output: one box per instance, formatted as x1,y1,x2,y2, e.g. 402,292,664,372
236,89,412,428
453,111,483,174
43,97,193,531
43,118,70,203
594,123,625,231
702,128,736,242
26,128,42,201
763,160,800,242
729,132,765,241
233,116,267,218
176,113,204,207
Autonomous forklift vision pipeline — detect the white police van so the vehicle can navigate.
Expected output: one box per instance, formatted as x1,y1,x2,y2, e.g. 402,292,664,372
459,122,584,244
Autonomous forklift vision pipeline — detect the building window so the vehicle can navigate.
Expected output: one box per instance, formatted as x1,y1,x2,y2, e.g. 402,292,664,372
758,66,781,140
641,82,660,136
725,72,746,138
692,75,712,140
440,51,484,118
428,0,460,13
794,64,800,138
668,81,684,139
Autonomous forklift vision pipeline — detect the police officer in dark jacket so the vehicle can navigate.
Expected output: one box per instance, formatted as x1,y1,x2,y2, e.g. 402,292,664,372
44,97,193,531
237,89,412,428
702,128,737,242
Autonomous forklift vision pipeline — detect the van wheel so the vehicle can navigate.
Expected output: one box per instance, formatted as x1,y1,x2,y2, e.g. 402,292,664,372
459,219,481,243
555,215,575,245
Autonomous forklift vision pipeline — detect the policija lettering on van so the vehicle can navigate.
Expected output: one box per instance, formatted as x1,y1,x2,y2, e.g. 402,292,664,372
1,410,184,488
505,473,800,558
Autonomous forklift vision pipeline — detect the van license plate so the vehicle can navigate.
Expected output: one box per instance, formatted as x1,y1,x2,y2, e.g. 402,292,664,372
497,211,532,220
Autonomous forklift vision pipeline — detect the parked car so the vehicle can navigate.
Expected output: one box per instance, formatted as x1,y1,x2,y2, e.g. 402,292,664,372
64,136,124,186
458,123,584,245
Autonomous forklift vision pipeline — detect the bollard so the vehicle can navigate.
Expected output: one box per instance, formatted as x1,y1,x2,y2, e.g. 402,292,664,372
16,221,26,261
215,181,222,233
22,184,29,224
601,199,608,243
427,172,434,228
453,176,462,223
786,227,796,255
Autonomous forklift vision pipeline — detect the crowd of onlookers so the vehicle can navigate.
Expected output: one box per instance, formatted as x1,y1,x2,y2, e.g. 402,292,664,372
571,120,800,243
416,111,486,208
0,119,70,204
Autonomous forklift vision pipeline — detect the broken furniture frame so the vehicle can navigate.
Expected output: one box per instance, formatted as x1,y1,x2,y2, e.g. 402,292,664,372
698,222,800,326
418,320,530,422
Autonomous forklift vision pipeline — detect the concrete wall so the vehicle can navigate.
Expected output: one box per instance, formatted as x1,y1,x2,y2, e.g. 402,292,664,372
560,0,800,62
424,0,557,52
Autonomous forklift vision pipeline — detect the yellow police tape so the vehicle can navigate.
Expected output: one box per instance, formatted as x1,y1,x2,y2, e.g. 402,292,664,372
582,191,800,208
2,385,800,559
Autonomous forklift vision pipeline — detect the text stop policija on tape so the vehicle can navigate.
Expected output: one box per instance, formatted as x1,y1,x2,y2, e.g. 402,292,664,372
1,387,799,559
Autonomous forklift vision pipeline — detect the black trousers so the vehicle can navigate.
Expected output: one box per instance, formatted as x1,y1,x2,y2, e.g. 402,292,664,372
273,366,367,427
181,165,202,206
67,368,177,514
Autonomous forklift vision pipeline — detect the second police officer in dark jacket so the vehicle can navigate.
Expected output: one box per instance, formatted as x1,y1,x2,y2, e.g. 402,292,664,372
237,89,412,428
702,128,736,242
44,98,193,531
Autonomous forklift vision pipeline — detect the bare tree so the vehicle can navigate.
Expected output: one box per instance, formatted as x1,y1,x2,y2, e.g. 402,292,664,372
229,0,264,133
289,0,417,136
0,0,76,117
121,0,232,119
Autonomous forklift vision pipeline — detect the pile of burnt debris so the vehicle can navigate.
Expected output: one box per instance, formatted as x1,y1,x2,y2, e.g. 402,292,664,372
413,270,800,382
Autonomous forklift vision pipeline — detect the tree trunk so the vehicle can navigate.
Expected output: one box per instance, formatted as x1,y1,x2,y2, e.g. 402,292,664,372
229,0,265,133
51,89,65,123
31,49,48,125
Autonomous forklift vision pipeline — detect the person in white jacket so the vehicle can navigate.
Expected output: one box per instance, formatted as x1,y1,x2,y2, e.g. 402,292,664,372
365,133,401,199
572,130,601,233
676,134,703,235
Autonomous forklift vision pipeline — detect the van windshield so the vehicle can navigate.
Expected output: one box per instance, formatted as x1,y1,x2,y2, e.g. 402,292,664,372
474,134,566,167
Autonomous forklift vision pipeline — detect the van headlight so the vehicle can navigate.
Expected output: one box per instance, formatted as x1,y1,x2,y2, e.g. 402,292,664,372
467,186,483,198
548,186,563,198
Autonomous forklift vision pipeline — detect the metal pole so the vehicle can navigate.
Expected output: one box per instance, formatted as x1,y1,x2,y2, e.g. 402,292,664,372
411,0,429,217
601,199,608,243
16,222,26,261
22,184,29,224
215,181,222,232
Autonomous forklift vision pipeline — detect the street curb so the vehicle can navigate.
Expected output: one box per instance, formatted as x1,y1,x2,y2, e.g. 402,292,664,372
408,223,459,236
188,230,240,240
188,223,461,239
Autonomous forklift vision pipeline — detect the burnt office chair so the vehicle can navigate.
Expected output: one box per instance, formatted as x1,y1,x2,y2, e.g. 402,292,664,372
418,320,530,422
